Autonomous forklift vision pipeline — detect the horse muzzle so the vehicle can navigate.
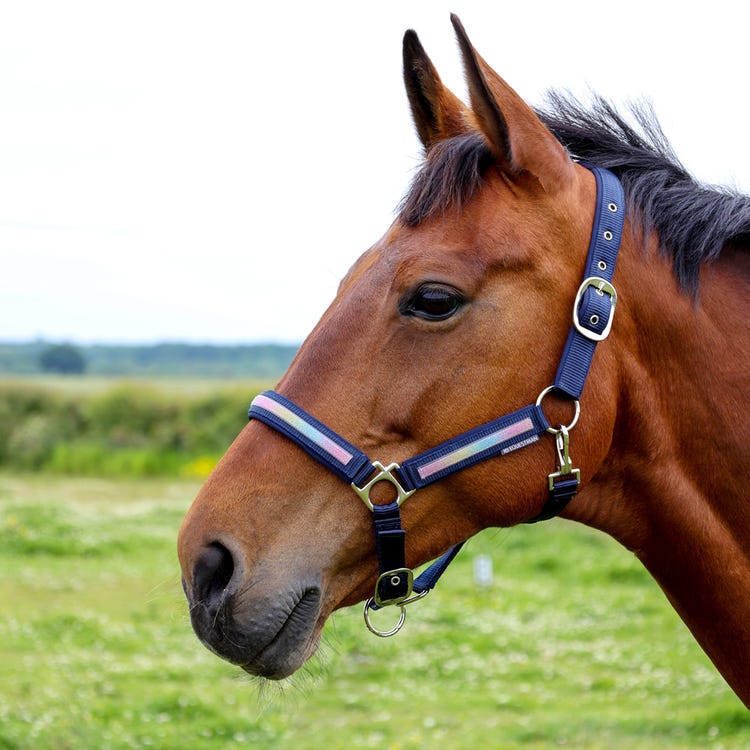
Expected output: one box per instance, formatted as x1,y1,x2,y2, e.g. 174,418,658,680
182,541,324,679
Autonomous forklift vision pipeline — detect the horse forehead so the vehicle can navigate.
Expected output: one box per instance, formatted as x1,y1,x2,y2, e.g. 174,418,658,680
393,179,578,259
342,168,594,292
382,208,537,276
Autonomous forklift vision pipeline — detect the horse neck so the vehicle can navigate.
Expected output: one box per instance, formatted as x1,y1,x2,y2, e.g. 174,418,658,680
569,234,750,704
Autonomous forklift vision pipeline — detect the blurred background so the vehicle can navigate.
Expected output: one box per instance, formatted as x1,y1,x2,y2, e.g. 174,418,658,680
2,2,749,748
3,0,750,348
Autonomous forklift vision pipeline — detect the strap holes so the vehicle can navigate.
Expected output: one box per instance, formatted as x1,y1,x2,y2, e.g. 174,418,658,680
608,202,618,212
598,260,607,271
589,314,600,326
603,230,613,241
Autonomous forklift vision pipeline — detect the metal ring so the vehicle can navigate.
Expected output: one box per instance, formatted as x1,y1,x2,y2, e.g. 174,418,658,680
363,598,406,637
535,386,581,434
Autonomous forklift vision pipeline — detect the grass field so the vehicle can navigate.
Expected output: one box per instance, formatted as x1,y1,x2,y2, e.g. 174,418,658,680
1,473,748,749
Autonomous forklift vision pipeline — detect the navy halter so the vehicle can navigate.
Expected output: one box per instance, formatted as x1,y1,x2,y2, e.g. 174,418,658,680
248,164,625,636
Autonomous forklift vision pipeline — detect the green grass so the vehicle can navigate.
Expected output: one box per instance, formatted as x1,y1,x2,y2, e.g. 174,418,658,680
0,473,747,749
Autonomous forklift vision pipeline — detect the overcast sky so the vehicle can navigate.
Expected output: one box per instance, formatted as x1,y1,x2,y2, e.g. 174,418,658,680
3,1,749,345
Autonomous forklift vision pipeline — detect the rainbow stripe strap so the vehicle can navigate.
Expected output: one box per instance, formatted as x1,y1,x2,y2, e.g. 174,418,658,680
248,392,373,486
398,405,548,490
249,391,549,493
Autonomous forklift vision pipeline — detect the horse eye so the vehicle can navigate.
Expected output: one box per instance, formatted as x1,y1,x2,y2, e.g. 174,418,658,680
400,284,465,321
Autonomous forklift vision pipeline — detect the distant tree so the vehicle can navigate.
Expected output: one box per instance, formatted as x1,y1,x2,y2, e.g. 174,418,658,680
39,344,86,375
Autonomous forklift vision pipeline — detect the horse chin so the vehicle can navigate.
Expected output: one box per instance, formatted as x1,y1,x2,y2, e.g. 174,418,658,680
240,588,325,680
190,584,324,680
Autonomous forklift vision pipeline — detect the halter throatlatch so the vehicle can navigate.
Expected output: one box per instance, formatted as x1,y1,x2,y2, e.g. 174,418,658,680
248,164,625,637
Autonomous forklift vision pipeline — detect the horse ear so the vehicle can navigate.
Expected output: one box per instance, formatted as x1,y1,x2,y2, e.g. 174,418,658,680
403,29,475,150
450,14,574,191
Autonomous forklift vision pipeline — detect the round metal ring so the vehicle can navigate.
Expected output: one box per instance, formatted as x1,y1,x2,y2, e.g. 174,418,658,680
535,386,581,434
363,598,406,638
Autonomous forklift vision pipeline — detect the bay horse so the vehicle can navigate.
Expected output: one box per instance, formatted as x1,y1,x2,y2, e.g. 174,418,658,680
178,15,750,707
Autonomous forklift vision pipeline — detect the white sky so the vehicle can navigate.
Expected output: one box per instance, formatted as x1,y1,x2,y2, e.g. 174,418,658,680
3,1,749,345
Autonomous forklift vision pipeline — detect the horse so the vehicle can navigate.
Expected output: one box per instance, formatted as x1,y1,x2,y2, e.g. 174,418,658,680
177,15,750,707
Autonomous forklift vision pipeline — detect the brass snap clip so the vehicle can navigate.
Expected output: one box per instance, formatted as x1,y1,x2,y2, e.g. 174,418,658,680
547,425,581,491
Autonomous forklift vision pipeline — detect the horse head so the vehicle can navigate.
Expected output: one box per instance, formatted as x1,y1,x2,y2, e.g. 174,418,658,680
177,15,622,679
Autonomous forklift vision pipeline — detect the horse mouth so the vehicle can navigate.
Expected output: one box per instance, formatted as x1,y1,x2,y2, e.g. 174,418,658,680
190,584,324,680
239,587,323,679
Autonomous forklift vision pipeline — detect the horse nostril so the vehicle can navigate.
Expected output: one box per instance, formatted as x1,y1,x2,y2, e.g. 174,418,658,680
193,543,236,614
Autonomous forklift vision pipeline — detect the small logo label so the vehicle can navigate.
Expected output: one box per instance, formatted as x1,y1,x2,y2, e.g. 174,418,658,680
500,435,539,455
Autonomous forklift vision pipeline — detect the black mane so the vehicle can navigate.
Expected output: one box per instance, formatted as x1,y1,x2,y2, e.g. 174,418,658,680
399,133,494,227
399,92,750,294
538,92,750,293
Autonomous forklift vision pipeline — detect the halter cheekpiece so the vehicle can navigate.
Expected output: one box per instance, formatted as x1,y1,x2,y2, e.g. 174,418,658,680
248,164,625,636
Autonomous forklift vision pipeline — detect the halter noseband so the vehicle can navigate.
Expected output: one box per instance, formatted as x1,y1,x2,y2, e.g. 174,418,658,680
248,165,624,636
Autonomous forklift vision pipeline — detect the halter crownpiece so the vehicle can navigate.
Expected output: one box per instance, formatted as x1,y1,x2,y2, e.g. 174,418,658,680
248,164,625,636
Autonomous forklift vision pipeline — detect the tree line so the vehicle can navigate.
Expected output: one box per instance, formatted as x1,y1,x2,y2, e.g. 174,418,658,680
0,341,298,378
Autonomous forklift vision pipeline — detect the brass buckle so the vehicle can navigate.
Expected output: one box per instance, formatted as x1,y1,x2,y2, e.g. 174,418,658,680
573,276,617,342
374,568,414,607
